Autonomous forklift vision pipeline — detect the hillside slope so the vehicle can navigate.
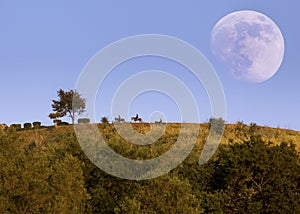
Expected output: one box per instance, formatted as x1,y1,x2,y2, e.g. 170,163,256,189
1,122,299,213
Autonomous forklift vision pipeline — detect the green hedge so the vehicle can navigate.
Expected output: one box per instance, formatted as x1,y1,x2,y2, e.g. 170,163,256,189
33,121,41,129
53,119,61,126
10,124,22,131
58,121,69,126
78,118,90,124
23,123,32,130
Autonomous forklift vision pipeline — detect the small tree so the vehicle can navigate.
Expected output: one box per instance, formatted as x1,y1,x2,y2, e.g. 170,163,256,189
101,117,109,124
49,89,86,124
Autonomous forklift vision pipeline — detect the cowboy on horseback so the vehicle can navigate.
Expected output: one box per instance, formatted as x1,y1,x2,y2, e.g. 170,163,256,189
131,114,142,122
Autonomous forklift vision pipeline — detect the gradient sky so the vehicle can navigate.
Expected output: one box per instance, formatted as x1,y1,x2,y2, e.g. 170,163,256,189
0,1,299,130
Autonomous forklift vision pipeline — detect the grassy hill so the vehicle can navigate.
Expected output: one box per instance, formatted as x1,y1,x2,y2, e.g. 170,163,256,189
1,122,300,213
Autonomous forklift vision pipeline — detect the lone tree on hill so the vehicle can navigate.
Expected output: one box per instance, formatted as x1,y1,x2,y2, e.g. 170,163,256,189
49,89,86,124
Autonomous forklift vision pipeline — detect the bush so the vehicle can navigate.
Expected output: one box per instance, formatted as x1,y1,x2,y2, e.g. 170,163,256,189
23,123,32,130
101,117,109,124
209,117,225,134
58,121,69,126
52,119,69,126
78,118,90,124
53,119,62,126
0,124,8,130
32,121,41,129
10,124,22,131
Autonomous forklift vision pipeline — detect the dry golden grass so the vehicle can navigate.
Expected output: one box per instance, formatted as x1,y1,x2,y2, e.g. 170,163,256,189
14,122,300,154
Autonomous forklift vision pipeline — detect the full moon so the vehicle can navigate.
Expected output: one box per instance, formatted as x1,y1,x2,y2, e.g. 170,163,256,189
211,10,285,83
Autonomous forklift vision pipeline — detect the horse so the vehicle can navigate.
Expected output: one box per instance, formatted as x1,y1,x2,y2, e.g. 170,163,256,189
131,114,142,123
114,115,125,123
155,118,162,124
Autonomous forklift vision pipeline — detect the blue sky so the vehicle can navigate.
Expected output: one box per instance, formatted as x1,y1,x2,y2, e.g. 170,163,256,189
0,1,299,130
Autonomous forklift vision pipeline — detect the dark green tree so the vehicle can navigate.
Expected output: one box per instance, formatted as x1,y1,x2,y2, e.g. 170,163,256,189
49,89,86,124
115,175,202,213
0,131,89,213
201,136,300,213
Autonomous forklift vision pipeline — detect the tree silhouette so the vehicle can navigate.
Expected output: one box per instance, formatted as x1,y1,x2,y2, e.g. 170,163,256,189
49,89,86,124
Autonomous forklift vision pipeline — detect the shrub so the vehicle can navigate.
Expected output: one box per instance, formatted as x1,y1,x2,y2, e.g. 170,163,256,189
53,119,62,126
78,118,90,124
53,119,69,126
209,117,225,134
23,123,32,130
101,117,109,124
10,124,22,131
0,124,8,129
58,121,69,126
32,121,41,129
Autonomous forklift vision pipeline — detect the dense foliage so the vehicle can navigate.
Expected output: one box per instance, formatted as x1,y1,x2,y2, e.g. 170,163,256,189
0,123,299,213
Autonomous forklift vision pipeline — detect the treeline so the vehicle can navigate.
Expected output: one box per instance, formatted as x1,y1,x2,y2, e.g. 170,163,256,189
0,123,299,213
